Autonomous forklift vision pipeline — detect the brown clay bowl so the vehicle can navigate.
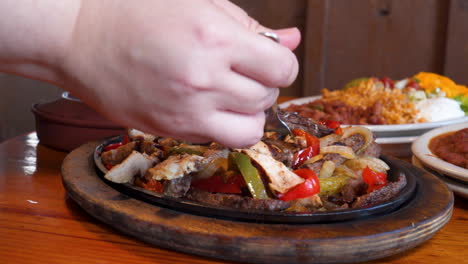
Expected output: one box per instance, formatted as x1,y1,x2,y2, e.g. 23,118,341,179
32,92,125,152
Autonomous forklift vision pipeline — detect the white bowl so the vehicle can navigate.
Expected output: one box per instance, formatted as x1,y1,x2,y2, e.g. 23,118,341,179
412,156,468,199
411,122,468,182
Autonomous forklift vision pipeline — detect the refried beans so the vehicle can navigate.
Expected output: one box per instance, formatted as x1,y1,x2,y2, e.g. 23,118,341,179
429,128,468,169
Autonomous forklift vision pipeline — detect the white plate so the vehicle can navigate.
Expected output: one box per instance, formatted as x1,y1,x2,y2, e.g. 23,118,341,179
411,122,468,182
279,96,468,138
375,136,418,144
412,156,468,199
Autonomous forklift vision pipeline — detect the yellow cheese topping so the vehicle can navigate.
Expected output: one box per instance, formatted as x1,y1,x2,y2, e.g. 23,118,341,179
414,72,468,98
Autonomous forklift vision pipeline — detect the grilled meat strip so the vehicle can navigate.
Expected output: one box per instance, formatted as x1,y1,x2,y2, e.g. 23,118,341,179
301,134,362,174
360,141,382,158
101,141,137,166
352,173,407,208
186,189,290,212
262,138,298,168
163,175,192,198
279,110,334,138
140,140,165,158
301,133,381,175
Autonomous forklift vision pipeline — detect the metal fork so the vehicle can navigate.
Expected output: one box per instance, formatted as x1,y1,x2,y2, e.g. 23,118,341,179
264,101,292,137
258,32,292,137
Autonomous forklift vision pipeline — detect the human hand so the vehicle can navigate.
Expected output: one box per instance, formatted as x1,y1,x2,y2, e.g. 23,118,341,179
62,0,301,147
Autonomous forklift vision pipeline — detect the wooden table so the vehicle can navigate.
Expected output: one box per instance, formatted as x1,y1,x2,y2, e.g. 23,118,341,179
1,130,467,263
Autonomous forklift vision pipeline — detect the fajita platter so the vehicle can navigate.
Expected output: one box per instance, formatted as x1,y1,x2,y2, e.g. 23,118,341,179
93,135,416,224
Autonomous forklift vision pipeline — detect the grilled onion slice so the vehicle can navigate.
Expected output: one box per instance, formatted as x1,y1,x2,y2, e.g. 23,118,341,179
320,145,356,159
341,126,373,154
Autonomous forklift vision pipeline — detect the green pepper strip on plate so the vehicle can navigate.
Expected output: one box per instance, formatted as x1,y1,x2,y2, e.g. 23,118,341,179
230,152,268,199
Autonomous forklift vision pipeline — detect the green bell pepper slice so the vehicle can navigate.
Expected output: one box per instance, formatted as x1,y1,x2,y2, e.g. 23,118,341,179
230,152,268,199
319,175,349,196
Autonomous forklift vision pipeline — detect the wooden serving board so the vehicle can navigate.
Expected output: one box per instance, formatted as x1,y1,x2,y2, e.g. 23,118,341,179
62,142,454,264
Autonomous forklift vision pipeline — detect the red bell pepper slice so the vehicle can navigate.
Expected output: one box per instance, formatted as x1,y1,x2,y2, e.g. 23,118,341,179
103,142,123,152
278,169,320,201
192,174,245,194
292,146,317,168
407,78,422,90
292,129,320,148
292,129,320,168
362,166,388,193
380,77,394,89
319,120,343,135
141,179,164,193
321,120,340,129
103,135,130,152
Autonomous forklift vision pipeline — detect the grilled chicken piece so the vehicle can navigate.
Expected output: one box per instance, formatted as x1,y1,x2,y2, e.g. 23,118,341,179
241,149,304,194
146,154,204,181
104,151,158,183
246,141,271,156
101,141,137,166
128,128,157,142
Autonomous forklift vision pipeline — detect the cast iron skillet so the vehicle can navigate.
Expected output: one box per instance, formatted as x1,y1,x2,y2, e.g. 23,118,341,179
94,135,416,224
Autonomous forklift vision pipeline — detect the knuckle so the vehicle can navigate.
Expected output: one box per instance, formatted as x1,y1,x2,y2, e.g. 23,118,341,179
272,53,297,86
236,94,268,114
242,87,278,114
193,22,230,49
246,18,261,32
175,67,213,94
256,98,274,112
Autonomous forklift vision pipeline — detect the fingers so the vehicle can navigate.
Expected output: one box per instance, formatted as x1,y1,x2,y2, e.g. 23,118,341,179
228,29,299,89
210,71,279,114
275,28,301,51
209,1,302,89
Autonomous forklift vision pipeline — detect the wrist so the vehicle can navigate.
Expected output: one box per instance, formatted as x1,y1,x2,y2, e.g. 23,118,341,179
0,0,81,86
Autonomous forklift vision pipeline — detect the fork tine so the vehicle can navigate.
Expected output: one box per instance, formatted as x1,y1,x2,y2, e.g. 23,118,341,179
264,102,292,137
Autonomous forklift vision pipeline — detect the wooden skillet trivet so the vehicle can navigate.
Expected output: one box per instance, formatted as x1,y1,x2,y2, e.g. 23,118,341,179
62,141,453,264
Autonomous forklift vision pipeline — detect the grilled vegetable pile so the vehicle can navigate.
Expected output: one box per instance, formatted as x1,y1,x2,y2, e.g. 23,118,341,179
100,113,406,212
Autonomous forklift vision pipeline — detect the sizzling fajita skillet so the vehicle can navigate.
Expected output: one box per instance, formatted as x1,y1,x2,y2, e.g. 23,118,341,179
92,111,415,223
61,111,453,263
93,135,415,224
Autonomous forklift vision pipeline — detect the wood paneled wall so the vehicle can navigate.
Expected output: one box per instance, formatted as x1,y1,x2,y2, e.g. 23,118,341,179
444,0,468,84
232,0,308,96
234,0,468,96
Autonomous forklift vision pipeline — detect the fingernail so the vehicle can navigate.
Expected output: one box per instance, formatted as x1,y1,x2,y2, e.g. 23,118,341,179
275,27,299,35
